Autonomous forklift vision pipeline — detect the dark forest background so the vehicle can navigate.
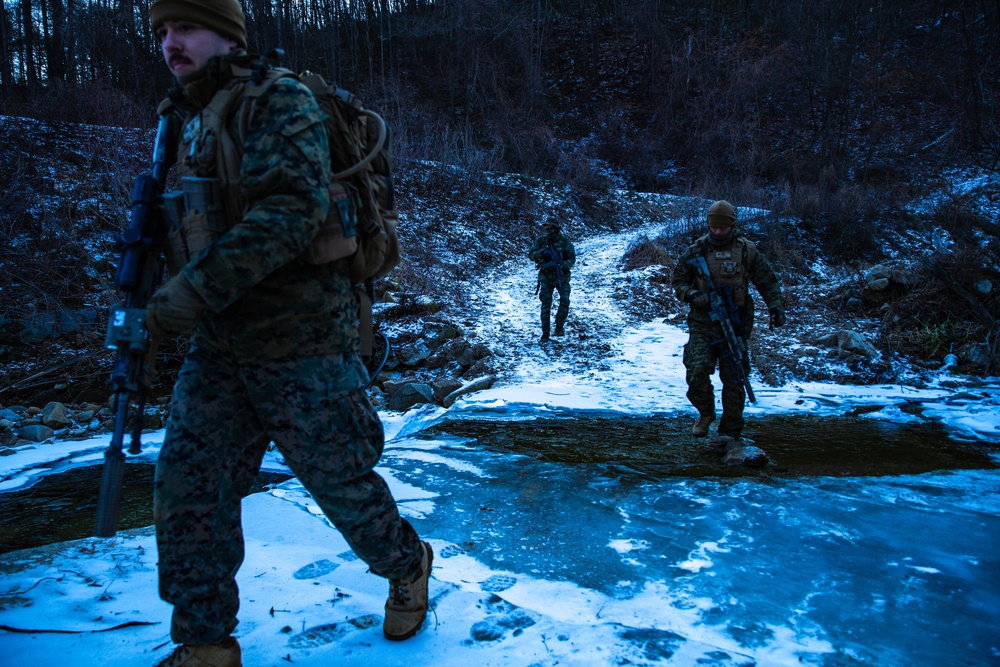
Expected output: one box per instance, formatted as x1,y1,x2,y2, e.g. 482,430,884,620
3,0,999,208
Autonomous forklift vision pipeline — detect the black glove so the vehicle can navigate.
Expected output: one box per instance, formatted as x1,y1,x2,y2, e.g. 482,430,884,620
542,248,554,261
769,307,786,328
687,290,710,310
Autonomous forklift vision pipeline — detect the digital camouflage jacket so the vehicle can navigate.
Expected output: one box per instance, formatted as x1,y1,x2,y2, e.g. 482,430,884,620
164,56,358,358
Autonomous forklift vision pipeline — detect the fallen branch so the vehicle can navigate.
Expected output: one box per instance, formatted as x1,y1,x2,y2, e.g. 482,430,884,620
0,359,79,394
1,577,68,597
0,620,158,634
919,127,955,152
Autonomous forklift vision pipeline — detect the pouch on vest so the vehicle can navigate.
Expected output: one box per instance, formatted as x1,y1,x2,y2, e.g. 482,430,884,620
717,259,746,306
727,284,747,306
301,181,357,265
160,176,227,276
703,242,749,307
182,176,228,256
161,190,187,276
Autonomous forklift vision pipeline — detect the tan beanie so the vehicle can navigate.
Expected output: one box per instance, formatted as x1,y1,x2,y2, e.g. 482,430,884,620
150,0,247,49
706,200,736,228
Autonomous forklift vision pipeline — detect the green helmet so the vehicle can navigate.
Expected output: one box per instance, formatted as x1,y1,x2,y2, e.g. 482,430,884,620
707,200,736,228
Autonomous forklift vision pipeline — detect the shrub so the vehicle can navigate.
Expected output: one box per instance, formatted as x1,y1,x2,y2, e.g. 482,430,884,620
621,235,672,272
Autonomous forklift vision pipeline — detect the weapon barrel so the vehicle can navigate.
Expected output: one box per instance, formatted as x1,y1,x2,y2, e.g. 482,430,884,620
94,451,125,537
94,393,130,536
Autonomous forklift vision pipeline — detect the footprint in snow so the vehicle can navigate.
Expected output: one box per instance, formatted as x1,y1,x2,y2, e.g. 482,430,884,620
465,594,538,644
480,574,517,592
292,559,340,580
438,543,465,558
287,614,381,649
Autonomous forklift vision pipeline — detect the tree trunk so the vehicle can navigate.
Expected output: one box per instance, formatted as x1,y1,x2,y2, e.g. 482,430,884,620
47,0,66,82
22,0,39,88
0,4,15,93
64,0,75,83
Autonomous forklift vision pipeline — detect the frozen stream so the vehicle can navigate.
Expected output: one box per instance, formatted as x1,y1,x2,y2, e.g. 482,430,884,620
1,402,997,666
381,410,1000,665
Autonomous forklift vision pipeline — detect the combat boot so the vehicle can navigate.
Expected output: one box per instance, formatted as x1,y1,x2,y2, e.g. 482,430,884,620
691,412,715,438
553,323,565,337
154,638,241,667
384,541,434,641
539,332,550,343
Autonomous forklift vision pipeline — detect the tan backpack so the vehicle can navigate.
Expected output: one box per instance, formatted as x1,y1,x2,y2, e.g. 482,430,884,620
291,72,401,286
285,71,400,355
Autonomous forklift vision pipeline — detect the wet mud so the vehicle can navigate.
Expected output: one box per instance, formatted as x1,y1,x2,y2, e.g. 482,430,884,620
0,464,291,555
1,413,995,554
420,412,998,479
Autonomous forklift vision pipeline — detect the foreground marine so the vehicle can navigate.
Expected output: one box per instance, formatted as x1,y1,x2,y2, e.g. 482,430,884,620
143,0,431,664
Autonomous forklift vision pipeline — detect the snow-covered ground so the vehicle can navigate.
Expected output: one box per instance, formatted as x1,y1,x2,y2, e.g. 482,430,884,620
2,222,999,666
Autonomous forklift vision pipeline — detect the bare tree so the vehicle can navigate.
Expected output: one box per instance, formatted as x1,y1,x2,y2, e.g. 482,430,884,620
21,0,39,89
0,4,15,94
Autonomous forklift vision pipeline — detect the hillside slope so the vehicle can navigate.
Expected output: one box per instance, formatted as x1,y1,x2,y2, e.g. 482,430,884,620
0,115,998,414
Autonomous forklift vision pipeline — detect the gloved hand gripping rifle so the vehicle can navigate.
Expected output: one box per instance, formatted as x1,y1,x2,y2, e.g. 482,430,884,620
94,112,180,538
685,255,757,403
534,247,564,295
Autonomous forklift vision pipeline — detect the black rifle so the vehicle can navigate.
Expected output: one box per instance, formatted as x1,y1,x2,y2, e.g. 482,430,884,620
94,112,180,537
686,255,757,403
534,246,564,295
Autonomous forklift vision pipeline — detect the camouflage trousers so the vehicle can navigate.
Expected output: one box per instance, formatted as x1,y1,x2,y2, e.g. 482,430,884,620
538,274,571,332
155,344,423,645
682,324,753,437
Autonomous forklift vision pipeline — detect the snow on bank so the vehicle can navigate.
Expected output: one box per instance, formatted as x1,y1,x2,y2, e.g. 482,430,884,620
0,487,837,667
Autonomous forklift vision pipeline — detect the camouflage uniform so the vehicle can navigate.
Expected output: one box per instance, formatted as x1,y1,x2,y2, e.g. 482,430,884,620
672,232,783,438
154,55,423,645
528,228,576,336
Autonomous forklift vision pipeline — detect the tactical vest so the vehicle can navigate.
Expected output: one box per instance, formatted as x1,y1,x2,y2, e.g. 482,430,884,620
693,235,758,307
157,65,357,277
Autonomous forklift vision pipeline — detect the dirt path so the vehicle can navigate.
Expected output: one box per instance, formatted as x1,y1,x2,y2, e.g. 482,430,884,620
467,221,677,381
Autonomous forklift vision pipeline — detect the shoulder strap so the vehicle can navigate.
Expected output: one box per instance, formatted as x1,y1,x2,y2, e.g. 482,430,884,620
156,97,176,117
199,66,296,224
200,76,252,224
236,66,299,143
